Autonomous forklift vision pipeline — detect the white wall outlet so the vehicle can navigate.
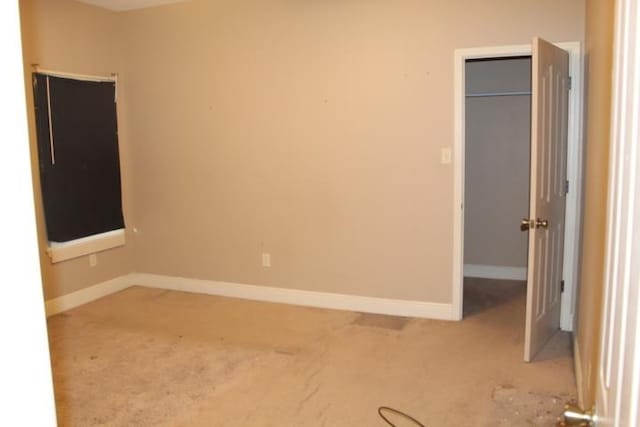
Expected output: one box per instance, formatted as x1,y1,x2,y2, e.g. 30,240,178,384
89,254,97,267
262,253,271,268
440,147,452,164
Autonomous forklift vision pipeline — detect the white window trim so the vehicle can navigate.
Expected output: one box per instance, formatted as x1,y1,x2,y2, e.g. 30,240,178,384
35,67,125,264
48,228,125,263
33,67,116,83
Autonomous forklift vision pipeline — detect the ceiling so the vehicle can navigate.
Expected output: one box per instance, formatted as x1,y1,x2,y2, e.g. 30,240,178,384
75,0,189,12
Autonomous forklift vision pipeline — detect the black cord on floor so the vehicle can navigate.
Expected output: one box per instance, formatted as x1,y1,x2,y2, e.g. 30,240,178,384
378,406,426,427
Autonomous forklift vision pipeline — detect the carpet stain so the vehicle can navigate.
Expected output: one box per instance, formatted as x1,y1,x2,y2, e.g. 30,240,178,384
491,384,570,426
47,284,575,426
352,313,410,330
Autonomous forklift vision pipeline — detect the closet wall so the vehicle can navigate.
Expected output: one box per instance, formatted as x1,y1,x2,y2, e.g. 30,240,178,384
464,58,531,273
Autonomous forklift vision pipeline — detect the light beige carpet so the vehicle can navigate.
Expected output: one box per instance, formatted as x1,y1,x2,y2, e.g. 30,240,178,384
47,279,575,426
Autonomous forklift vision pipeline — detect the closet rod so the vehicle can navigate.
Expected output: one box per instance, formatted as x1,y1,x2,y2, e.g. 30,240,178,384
466,91,531,98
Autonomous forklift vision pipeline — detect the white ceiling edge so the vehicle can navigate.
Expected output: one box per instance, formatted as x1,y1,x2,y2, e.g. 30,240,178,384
75,0,190,12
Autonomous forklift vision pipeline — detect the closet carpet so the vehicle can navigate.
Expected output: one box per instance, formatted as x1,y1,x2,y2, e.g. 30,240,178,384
47,278,575,426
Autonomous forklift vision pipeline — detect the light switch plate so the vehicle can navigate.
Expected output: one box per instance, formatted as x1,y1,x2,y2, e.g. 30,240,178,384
440,147,452,164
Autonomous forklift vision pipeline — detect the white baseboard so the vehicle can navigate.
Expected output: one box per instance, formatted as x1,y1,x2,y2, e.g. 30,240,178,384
44,275,134,317
44,273,456,320
129,273,456,320
464,264,527,281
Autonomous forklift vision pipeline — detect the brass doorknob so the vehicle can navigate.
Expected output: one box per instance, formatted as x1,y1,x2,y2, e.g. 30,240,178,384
536,218,549,229
520,218,534,231
557,403,594,426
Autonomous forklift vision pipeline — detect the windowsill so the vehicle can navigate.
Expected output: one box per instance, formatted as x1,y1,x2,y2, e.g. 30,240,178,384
47,229,125,263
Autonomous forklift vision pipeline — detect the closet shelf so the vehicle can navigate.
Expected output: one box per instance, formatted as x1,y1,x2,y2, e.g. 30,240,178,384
466,91,531,98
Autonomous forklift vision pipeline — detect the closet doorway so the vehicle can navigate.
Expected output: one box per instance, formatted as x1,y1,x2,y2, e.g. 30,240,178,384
462,57,532,318
453,41,584,361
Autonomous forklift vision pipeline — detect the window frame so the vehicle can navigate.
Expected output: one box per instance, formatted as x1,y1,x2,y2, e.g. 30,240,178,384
33,68,125,263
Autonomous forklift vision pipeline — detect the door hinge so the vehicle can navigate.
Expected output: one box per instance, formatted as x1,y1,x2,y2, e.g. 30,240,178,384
565,180,570,194
561,280,565,293
568,76,572,90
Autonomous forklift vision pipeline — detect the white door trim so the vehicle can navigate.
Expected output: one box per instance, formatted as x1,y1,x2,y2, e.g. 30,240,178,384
596,0,640,422
452,42,584,331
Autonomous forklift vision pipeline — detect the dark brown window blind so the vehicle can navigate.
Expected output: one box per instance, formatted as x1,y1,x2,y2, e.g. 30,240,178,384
32,73,124,242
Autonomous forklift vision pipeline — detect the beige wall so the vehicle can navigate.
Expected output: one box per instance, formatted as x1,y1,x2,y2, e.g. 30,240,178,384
576,0,615,408
464,58,531,268
120,0,584,303
19,0,135,299
19,0,585,304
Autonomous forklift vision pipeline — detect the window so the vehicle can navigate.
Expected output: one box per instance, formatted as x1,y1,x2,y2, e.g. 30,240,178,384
32,72,125,262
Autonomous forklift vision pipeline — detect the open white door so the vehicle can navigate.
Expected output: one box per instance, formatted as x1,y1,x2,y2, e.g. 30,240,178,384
594,0,640,424
0,1,57,425
523,37,570,362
